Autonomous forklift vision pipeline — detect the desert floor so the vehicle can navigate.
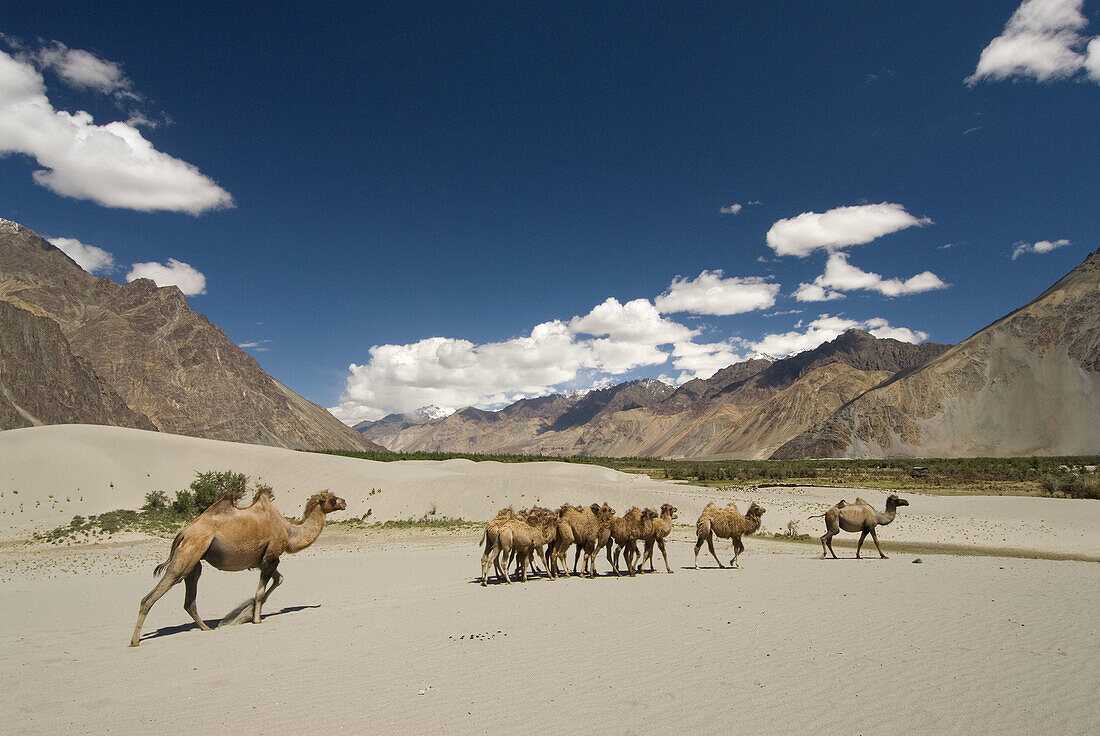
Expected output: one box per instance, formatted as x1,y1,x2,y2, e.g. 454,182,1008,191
1,425,1099,734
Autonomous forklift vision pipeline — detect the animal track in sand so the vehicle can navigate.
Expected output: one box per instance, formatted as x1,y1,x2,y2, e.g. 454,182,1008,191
450,631,508,641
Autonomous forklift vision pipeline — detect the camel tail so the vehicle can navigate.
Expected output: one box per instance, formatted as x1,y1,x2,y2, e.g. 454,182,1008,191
153,531,184,577
806,512,827,520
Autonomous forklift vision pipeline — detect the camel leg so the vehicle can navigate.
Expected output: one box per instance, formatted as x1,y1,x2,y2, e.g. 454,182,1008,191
693,537,704,568
130,571,184,647
252,559,278,624
260,565,283,606
572,545,583,575
731,537,745,568
182,563,211,631
623,543,636,577
856,529,869,559
657,538,673,573
869,526,887,558
480,547,493,586
707,535,725,568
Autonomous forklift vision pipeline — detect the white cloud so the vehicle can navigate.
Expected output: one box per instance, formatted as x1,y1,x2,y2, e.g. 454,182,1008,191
794,252,948,301
655,270,779,316
0,48,232,213
570,297,698,373
747,315,929,359
765,202,932,258
126,259,207,295
967,0,1098,85
719,203,743,215
1087,37,1100,80
329,322,594,423
1011,238,1072,259
669,340,746,381
47,236,115,274
30,41,136,98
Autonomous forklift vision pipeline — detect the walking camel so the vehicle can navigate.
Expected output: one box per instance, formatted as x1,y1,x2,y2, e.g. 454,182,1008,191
130,488,346,646
694,501,765,569
815,494,909,559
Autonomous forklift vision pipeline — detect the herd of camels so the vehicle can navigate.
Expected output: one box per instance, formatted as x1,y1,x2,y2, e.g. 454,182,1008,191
129,487,908,646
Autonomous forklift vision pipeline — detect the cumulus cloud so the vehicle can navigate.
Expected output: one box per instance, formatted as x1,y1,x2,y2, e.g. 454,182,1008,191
126,259,207,295
793,252,948,301
747,315,929,359
765,203,932,258
570,297,698,373
1011,238,1072,259
47,236,115,274
669,340,746,382
655,270,779,316
719,203,743,215
967,0,1099,85
0,47,232,213
329,322,594,423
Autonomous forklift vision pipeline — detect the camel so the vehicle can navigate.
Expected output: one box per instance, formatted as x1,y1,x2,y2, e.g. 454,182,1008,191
480,507,518,584
817,494,909,559
639,503,677,573
130,488,346,647
554,502,615,578
482,509,558,584
693,500,765,569
603,507,652,576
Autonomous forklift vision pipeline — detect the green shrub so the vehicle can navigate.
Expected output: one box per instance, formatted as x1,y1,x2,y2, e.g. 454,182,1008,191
142,490,169,510
190,470,248,508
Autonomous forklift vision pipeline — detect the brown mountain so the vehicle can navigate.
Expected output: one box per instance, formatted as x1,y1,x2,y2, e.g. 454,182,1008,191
360,333,950,458
0,218,377,451
774,248,1100,458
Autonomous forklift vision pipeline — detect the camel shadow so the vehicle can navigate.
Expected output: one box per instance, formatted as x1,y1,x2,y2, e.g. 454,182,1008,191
140,604,321,642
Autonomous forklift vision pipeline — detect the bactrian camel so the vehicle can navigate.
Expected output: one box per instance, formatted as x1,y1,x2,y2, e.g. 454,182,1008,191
130,488,346,646
603,507,651,577
694,501,765,569
816,494,909,559
554,503,615,578
639,503,677,573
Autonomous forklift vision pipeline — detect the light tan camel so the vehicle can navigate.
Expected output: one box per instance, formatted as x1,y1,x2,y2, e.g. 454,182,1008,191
603,507,651,576
693,501,765,569
818,494,909,559
130,488,345,646
639,503,677,573
483,510,558,584
554,503,616,578
480,507,519,584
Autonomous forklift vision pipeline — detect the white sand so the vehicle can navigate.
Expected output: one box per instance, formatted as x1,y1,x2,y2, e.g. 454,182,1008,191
1,424,1099,734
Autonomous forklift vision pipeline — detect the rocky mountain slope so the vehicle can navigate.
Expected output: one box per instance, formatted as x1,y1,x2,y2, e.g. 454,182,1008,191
0,218,377,451
774,248,1100,458
359,332,950,458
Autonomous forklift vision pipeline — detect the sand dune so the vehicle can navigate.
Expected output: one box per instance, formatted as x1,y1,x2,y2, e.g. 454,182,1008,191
1,424,1099,734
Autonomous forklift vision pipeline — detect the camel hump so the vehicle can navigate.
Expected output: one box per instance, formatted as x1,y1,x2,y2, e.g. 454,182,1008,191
853,497,873,507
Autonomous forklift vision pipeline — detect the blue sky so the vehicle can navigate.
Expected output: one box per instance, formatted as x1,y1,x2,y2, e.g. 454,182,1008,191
2,1,1098,422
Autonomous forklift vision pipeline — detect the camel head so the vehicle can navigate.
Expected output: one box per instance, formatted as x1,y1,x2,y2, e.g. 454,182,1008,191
746,501,765,519
886,494,909,509
308,491,346,515
595,503,616,523
660,503,678,520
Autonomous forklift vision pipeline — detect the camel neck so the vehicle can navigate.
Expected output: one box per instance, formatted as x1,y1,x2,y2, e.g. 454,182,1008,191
876,505,897,526
286,506,327,553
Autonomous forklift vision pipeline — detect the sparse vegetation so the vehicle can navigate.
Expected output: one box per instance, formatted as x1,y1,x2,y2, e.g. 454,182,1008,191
34,470,262,544
1040,472,1100,499
316,450,1100,496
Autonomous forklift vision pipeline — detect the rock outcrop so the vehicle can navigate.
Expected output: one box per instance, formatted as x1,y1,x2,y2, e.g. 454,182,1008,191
774,248,1100,458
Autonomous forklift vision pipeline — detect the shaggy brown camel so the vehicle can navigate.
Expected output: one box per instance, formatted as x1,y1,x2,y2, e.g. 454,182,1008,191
603,507,651,576
639,503,678,573
693,501,765,569
483,510,558,585
480,507,518,584
130,488,345,646
554,503,615,578
818,494,909,559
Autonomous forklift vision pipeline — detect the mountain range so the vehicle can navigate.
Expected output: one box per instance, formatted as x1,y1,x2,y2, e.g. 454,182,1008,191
359,248,1100,459
0,219,377,452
